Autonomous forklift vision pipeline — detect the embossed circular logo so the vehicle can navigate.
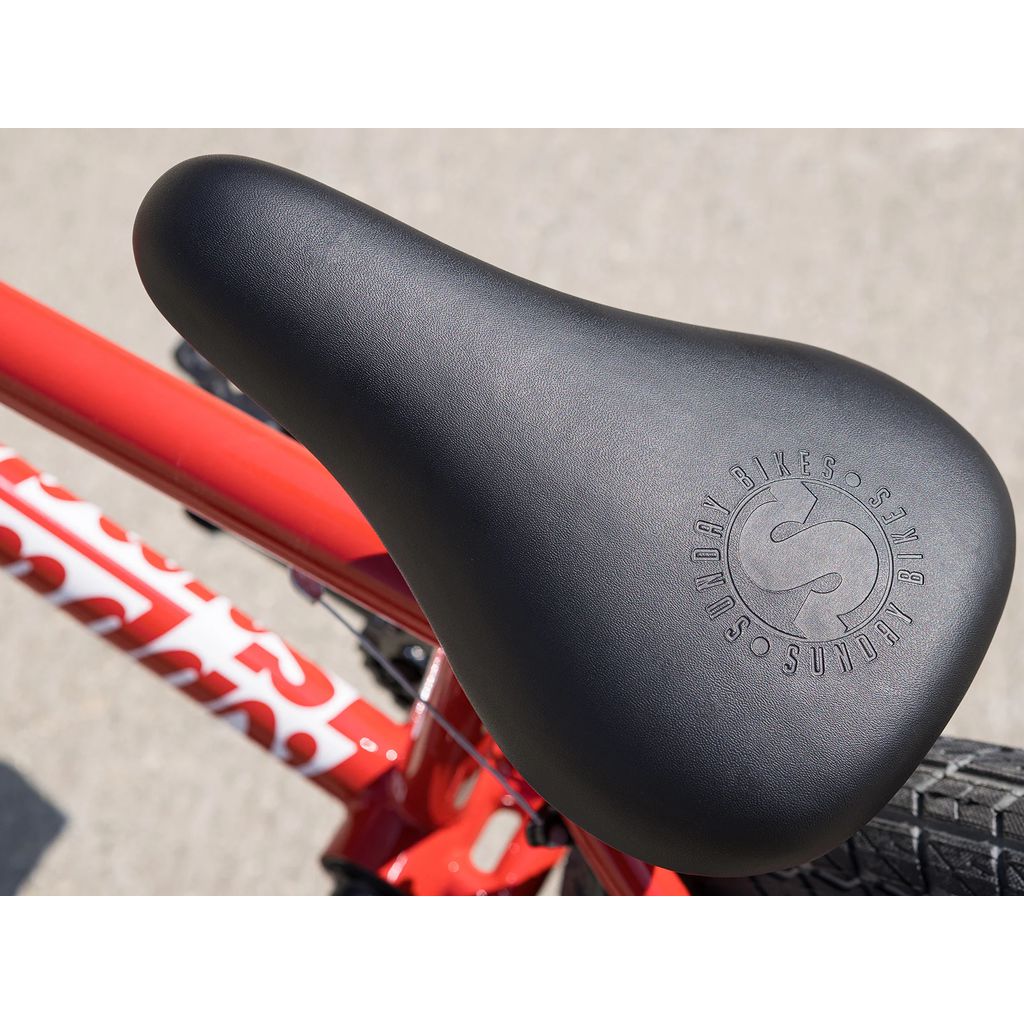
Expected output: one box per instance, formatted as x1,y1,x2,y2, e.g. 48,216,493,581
689,450,926,677
725,479,893,642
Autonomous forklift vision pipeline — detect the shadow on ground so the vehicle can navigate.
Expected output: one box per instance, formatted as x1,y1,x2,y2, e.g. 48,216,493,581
0,762,66,894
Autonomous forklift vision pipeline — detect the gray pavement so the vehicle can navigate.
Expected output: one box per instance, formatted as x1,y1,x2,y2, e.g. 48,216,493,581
1,129,1022,893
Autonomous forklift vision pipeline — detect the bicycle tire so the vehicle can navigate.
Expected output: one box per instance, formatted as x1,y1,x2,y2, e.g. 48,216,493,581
684,737,1024,896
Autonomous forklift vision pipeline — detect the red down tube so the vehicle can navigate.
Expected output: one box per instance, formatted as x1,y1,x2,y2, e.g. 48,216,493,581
0,446,407,799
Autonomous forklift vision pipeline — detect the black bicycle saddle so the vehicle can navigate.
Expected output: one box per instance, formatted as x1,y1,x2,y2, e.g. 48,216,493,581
134,155,1015,876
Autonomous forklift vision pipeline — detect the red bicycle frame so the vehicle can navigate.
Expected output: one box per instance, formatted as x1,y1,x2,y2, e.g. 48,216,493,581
0,281,687,895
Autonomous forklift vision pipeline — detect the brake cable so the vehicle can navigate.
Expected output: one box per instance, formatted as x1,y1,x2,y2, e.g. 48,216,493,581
289,570,543,825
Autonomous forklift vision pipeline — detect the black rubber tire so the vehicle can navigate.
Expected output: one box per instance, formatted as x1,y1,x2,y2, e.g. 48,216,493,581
685,737,1024,896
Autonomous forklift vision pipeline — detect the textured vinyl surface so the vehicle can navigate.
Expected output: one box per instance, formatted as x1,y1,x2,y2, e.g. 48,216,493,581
133,155,1013,875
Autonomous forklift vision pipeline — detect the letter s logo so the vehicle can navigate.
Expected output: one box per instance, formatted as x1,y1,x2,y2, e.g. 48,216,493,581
735,480,879,639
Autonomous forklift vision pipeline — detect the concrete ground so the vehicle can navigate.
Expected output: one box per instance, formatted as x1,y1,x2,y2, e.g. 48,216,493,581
0,129,1021,894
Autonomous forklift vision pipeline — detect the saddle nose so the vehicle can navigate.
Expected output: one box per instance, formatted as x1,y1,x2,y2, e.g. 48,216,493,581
134,155,1015,875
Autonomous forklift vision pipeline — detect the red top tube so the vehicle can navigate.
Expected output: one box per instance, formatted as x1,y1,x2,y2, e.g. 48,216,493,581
0,282,434,642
